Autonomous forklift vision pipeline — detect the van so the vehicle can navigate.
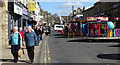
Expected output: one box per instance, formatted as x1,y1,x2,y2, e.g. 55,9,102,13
54,25,64,32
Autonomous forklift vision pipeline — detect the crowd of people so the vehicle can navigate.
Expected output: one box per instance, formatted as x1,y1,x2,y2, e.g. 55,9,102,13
9,25,44,64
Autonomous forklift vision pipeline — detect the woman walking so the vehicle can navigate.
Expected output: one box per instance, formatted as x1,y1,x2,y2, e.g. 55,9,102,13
10,26,22,63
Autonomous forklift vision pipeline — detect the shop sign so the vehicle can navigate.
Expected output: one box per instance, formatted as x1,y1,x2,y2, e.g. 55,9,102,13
30,1,35,11
87,17,108,22
23,7,27,15
35,16,42,21
14,3,22,15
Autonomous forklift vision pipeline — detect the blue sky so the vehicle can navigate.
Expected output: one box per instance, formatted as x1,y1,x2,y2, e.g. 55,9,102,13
36,1,98,16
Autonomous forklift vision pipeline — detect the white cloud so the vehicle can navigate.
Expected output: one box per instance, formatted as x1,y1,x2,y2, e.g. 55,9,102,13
85,7,91,10
57,8,72,16
37,0,99,2
60,2,85,8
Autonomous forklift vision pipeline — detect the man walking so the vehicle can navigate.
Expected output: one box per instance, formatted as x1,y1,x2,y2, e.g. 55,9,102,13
34,26,41,46
24,26,37,64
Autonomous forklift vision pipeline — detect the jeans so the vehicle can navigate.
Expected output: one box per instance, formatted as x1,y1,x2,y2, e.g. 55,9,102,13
11,45,20,62
37,36,40,46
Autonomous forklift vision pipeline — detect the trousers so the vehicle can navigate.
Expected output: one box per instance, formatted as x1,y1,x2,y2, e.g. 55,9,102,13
11,45,20,62
26,46,34,62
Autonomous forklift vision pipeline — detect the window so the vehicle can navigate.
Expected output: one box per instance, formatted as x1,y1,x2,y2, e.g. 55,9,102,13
113,4,118,8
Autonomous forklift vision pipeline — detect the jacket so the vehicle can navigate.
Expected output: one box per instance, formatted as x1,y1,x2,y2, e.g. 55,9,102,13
19,31,24,40
35,29,41,36
11,31,22,46
24,31,37,47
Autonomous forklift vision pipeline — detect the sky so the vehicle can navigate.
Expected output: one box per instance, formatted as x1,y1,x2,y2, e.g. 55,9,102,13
36,0,99,16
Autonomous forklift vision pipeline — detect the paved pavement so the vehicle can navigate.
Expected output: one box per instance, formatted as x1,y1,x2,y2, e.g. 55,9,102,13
35,31,120,64
1,34,45,64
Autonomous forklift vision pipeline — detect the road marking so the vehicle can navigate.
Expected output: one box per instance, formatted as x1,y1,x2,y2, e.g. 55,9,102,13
46,36,51,63
44,36,51,63
44,40,47,63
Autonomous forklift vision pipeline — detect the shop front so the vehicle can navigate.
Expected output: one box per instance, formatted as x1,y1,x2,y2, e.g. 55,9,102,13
21,7,28,28
8,2,22,39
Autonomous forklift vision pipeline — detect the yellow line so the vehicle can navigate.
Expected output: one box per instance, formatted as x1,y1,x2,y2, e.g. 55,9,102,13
44,40,47,63
46,36,51,63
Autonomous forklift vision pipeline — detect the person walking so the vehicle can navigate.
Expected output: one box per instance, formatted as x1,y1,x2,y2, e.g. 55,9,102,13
10,26,22,63
22,26,27,34
19,27,25,41
24,26,37,64
65,26,68,37
48,26,51,36
34,26,41,46
40,26,44,40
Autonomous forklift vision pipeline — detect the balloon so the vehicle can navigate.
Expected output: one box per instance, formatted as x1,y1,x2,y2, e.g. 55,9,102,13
107,21,115,29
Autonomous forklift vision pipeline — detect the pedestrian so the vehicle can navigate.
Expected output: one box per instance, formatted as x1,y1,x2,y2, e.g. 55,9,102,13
48,26,51,36
34,26,41,46
65,26,68,37
10,26,22,63
24,26,37,64
19,27,25,46
22,26,27,34
40,26,44,40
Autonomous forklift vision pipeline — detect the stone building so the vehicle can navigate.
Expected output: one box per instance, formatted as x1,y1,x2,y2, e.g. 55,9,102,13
83,2,119,21
0,1,8,47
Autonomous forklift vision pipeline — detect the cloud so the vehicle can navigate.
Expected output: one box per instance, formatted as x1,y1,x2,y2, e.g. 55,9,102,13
61,2,85,7
85,7,91,10
57,8,72,16
57,2,92,16
37,0,99,2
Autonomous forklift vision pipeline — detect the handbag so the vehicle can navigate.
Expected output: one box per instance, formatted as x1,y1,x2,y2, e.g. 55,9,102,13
9,37,12,45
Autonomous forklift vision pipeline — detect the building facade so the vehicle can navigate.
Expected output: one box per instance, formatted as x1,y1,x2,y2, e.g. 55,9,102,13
83,2,120,21
0,1,8,47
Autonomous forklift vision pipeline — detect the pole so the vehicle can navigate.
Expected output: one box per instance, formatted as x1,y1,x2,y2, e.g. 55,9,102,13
68,32,69,38
72,5,74,15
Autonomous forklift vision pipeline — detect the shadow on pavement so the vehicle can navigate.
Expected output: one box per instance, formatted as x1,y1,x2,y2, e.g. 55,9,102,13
55,36,68,38
6,48,26,49
0,59,29,63
97,54,120,60
109,44,120,47
54,34,64,36
68,39,116,43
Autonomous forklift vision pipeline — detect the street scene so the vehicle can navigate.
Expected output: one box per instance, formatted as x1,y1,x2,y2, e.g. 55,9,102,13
0,0,120,65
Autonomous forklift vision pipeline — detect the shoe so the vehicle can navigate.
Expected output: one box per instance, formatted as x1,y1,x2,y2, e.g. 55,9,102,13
14,61,17,63
31,60,33,63
28,60,31,64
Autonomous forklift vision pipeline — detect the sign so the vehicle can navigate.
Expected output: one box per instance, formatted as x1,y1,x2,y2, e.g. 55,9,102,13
35,16,42,21
22,7,27,15
31,1,35,11
32,15,36,20
14,3,22,15
86,17,108,22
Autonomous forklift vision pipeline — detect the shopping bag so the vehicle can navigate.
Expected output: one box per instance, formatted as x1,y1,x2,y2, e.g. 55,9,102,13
18,49,23,57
